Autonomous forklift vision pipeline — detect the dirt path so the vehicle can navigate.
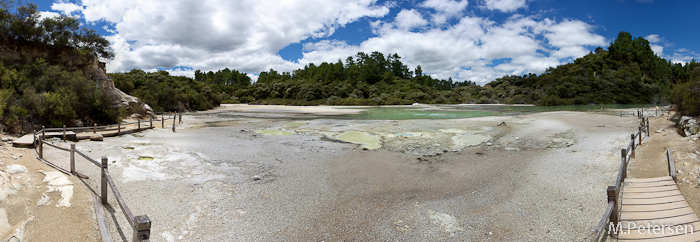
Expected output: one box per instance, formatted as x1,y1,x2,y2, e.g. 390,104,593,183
0,138,99,242
628,117,675,178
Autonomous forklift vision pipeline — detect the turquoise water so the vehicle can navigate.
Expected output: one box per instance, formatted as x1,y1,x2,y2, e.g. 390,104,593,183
334,104,653,120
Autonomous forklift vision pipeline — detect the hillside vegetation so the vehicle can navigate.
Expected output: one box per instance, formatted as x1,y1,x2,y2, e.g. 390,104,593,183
116,31,692,110
0,1,121,133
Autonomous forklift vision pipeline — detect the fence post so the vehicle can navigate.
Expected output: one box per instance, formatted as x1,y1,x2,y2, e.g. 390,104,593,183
621,149,628,180
138,120,141,132
133,215,152,242
638,126,643,144
118,123,121,136
172,114,176,132
608,186,619,238
149,118,153,128
179,113,182,124
630,134,636,158
101,157,108,204
39,126,44,159
70,144,76,174
646,118,650,136
63,125,66,141
161,113,164,128
94,124,97,133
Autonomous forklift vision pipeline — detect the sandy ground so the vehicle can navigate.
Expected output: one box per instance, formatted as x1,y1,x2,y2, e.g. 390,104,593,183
3,104,667,241
0,138,99,242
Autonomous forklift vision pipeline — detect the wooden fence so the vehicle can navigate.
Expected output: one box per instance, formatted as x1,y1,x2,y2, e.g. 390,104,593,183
590,112,651,241
32,112,181,242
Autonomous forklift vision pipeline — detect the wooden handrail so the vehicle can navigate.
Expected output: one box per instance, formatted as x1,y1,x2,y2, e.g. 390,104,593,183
75,149,101,167
37,115,176,133
30,114,175,242
591,201,615,242
668,149,677,181
591,114,649,241
104,168,136,228
42,141,71,152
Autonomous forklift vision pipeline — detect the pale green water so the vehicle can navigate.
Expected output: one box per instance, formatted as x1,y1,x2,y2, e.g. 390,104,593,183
335,104,652,120
138,156,154,161
284,122,307,127
337,131,381,149
255,130,295,136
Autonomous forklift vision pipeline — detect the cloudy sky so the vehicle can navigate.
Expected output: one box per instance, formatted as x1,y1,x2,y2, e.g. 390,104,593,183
33,0,700,84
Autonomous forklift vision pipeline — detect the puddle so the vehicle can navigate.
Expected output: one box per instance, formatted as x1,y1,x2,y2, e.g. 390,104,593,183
337,131,381,149
284,122,306,127
139,156,154,161
255,130,294,136
451,134,491,148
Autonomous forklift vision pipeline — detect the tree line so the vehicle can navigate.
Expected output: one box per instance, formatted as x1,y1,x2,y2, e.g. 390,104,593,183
0,1,120,133
116,32,685,110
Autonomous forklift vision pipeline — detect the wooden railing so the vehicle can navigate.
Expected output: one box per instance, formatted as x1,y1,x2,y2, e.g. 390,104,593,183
667,148,677,181
32,113,181,242
590,112,650,242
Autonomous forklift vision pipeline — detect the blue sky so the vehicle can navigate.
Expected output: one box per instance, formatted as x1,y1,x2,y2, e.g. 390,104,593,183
32,0,700,84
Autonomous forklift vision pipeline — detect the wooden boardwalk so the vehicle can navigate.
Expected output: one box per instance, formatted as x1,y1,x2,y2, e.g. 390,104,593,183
618,176,700,241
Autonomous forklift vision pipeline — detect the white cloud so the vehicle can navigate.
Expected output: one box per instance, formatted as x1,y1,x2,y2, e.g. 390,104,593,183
39,11,60,20
394,9,428,31
420,0,468,25
50,1,83,15
650,44,663,56
297,15,604,84
543,20,606,59
645,34,662,43
65,0,609,84
420,0,469,16
670,49,699,64
482,0,529,13
72,0,389,74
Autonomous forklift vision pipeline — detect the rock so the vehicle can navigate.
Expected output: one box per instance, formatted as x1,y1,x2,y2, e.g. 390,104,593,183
72,119,84,127
486,143,493,146
7,164,28,174
678,116,700,137
252,175,261,181
1,137,13,142
90,133,104,141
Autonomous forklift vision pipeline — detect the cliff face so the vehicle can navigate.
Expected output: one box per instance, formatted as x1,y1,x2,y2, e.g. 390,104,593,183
0,41,153,118
81,55,154,116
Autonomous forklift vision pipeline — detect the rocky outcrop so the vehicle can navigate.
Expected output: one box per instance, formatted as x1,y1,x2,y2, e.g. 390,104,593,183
81,55,154,117
678,116,700,137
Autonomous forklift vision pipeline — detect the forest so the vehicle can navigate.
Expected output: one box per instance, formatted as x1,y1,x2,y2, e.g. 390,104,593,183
0,1,121,133
115,31,698,112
